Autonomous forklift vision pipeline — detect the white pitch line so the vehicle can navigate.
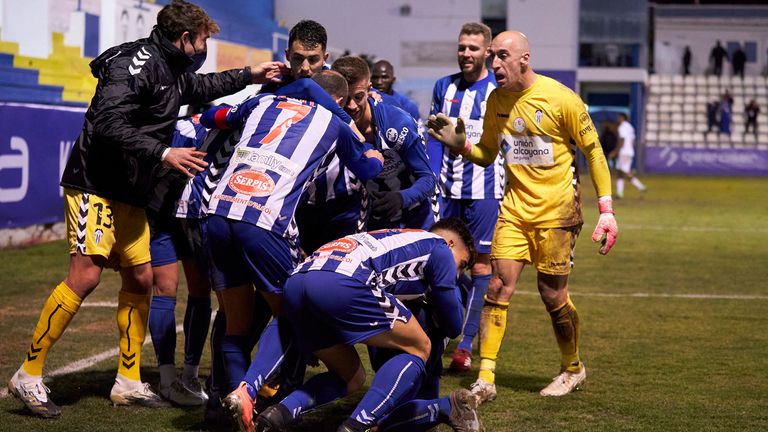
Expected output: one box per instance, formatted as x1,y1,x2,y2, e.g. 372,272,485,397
516,290,768,300
81,301,119,308
0,324,184,399
620,223,768,234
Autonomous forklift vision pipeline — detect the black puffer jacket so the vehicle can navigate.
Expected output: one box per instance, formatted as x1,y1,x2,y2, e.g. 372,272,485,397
61,28,252,208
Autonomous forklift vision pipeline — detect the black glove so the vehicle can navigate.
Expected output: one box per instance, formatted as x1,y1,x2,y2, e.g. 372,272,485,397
372,191,404,219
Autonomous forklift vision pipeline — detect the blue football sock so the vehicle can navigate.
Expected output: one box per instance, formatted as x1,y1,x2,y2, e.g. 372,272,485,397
280,371,348,419
149,295,177,366
208,310,227,394
350,353,425,426
377,395,451,432
221,334,250,394
243,317,293,397
457,273,473,308
183,295,211,367
458,274,491,351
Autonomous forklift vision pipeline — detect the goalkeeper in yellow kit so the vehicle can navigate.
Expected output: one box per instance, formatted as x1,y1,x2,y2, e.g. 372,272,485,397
427,31,618,401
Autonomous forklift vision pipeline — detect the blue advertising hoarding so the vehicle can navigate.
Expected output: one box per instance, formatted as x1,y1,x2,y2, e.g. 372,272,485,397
0,103,85,228
645,146,768,176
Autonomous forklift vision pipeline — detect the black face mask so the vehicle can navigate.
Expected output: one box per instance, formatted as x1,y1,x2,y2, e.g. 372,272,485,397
184,36,207,72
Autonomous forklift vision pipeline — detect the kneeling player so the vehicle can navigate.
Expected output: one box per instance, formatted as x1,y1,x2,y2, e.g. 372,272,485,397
254,219,483,432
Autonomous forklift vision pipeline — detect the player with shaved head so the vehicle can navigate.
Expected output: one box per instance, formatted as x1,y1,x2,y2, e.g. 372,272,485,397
428,30,618,401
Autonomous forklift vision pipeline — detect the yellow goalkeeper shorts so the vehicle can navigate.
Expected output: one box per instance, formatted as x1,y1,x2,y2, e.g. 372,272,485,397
64,188,150,269
490,216,581,275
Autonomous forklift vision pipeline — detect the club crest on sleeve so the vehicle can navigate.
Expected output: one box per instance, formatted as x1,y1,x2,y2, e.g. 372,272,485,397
386,128,398,142
513,117,526,133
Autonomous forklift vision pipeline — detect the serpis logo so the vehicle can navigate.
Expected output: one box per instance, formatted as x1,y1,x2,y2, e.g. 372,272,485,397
317,238,359,253
228,170,275,196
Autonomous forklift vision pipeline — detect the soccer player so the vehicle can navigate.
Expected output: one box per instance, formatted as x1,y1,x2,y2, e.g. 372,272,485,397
426,22,503,373
254,219,482,432
332,56,437,231
198,71,383,430
607,113,646,199
427,30,618,401
371,59,421,122
147,115,212,406
7,0,287,417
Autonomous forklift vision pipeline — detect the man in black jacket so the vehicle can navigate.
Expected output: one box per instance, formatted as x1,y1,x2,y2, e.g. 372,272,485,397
7,0,287,418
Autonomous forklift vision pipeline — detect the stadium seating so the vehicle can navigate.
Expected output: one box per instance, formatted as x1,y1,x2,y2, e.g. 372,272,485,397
645,73,768,150
0,34,94,106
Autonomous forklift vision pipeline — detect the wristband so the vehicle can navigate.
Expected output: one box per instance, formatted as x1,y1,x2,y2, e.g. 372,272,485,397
161,147,171,161
597,196,614,214
460,139,472,156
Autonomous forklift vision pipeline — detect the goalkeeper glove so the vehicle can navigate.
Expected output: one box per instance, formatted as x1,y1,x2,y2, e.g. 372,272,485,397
591,196,618,255
372,191,404,219
426,113,471,154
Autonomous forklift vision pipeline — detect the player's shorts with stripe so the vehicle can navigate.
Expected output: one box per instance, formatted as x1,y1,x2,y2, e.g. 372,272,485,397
440,197,500,254
283,271,412,354
491,215,581,275
64,188,150,268
206,215,293,294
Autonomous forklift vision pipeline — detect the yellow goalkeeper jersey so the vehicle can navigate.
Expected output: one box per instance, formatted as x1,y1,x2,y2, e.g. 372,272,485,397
467,74,612,228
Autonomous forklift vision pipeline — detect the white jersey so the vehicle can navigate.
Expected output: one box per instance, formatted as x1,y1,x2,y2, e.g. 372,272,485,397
618,120,636,157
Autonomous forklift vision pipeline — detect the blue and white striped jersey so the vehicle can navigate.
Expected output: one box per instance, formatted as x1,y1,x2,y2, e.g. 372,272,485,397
293,229,465,336
313,97,435,207
200,94,383,239
171,115,220,219
294,229,448,293
426,72,504,200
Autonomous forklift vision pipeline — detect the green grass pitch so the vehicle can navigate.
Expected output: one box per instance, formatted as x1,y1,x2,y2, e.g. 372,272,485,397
1,175,767,431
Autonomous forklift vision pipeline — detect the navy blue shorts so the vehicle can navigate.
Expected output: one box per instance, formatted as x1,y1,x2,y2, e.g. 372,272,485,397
283,271,412,354
206,215,293,294
440,198,500,254
147,208,210,268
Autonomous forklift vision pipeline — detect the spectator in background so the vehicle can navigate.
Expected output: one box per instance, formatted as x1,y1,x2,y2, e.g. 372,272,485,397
706,100,720,133
710,40,728,77
722,89,734,107
745,99,760,136
719,93,733,135
732,44,747,80
682,46,692,76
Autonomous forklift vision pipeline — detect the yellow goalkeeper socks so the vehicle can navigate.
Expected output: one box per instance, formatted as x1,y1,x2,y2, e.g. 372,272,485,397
477,297,510,384
116,291,150,381
548,296,582,373
22,282,83,376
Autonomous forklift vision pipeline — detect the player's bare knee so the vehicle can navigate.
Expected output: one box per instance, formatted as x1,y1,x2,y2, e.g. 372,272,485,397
538,287,567,311
412,336,431,363
347,365,366,393
65,273,100,297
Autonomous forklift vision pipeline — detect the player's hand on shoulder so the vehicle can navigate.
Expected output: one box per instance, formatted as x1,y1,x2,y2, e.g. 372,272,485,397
426,113,467,152
364,149,384,165
368,90,382,102
162,147,208,178
250,61,291,84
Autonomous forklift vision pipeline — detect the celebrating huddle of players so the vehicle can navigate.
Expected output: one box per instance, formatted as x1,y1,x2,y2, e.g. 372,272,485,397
7,2,618,432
